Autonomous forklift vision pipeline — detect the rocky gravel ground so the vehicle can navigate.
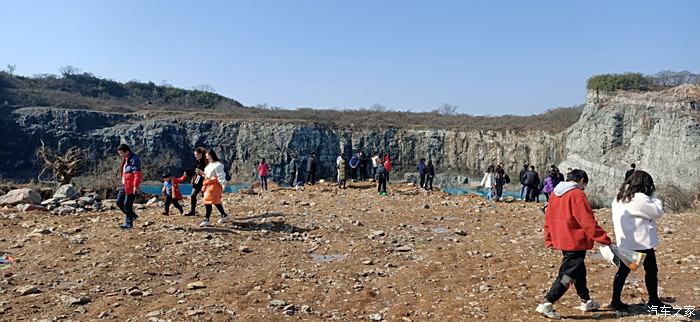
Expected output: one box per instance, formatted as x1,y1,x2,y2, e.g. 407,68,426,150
0,181,698,321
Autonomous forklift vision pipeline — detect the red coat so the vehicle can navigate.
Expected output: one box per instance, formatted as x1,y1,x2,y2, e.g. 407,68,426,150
383,156,392,173
163,175,187,200
544,187,611,251
121,153,143,195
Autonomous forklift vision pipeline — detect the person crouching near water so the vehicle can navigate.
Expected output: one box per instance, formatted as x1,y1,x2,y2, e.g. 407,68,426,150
161,172,186,216
116,144,142,229
609,170,667,311
196,149,231,227
537,169,612,320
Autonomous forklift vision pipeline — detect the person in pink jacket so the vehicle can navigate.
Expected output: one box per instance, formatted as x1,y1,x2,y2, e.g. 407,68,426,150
257,158,270,191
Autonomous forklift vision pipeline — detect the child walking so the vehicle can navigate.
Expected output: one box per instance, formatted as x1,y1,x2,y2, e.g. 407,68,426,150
538,169,612,319
161,172,186,216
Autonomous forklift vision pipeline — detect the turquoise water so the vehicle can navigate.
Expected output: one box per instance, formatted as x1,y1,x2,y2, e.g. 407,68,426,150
442,187,520,199
140,183,251,196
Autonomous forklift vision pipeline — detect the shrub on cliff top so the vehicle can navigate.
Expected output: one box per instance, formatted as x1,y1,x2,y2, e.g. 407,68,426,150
587,73,650,92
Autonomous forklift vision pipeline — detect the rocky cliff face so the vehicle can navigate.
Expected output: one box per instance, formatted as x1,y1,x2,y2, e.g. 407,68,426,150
560,85,700,197
0,106,565,184
3,85,697,194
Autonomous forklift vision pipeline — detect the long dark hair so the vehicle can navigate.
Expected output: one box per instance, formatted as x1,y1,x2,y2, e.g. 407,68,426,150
616,170,655,203
206,149,220,163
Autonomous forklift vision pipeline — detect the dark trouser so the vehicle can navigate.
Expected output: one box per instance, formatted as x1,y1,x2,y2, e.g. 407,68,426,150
526,184,538,202
543,192,550,202
116,186,138,224
426,176,433,190
419,174,426,188
372,166,377,179
520,184,526,200
359,167,366,181
495,184,504,200
351,167,357,180
189,186,202,214
338,179,346,188
306,171,316,185
377,178,387,193
289,170,298,186
260,175,268,190
164,195,183,214
204,204,227,220
612,249,659,304
545,250,591,304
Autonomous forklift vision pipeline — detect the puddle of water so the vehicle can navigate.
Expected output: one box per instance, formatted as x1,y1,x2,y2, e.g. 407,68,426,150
432,227,449,234
310,254,346,263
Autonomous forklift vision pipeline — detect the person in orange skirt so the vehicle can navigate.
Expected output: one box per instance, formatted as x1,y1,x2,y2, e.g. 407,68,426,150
195,149,230,227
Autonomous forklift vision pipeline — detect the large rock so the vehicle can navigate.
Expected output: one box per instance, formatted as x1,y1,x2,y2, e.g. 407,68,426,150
0,188,42,206
560,85,700,197
53,184,78,200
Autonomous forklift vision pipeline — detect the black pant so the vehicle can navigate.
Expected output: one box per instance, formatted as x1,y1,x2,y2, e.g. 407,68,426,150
205,204,228,220
306,171,316,185
359,166,366,181
116,186,138,223
426,176,433,190
495,184,504,199
189,186,202,214
526,184,538,202
612,248,659,304
164,195,183,214
377,178,387,193
419,174,426,188
545,250,591,304
351,167,357,180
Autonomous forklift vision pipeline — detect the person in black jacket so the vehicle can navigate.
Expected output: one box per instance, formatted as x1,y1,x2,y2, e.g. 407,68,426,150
425,160,435,190
306,152,318,185
523,165,540,202
358,151,367,181
624,163,636,181
184,147,207,216
519,164,529,201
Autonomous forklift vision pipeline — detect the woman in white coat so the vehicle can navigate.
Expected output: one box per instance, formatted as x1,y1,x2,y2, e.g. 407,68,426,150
480,165,496,202
610,170,666,310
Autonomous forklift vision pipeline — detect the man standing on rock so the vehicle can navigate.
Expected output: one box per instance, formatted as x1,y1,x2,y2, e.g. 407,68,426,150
306,152,318,185
116,144,142,229
537,169,611,319
624,163,636,181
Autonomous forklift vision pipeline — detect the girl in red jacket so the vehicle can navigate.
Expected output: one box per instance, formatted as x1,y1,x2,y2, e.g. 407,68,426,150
537,169,612,320
161,172,187,216
116,144,142,229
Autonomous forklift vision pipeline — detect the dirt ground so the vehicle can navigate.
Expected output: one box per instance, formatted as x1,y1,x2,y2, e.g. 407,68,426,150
1,181,698,321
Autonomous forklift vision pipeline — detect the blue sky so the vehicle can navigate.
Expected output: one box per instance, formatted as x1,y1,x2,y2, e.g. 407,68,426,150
1,0,698,115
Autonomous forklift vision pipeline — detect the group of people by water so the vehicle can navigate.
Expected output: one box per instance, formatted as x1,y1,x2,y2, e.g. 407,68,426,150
114,144,668,318
478,163,570,203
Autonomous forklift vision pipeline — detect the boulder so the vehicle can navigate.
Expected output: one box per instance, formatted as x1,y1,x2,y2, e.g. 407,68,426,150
18,204,49,212
0,188,42,206
53,184,78,200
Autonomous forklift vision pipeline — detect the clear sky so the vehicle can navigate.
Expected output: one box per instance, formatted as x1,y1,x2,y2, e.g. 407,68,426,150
1,0,698,115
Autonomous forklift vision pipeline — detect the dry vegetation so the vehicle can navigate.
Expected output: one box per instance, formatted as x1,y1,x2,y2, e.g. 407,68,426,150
0,71,583,132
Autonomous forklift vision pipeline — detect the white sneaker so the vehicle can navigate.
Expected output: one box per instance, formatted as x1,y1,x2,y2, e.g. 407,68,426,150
578,299,600,312
217,216,231,224
199,220,210,227
536,302,561,320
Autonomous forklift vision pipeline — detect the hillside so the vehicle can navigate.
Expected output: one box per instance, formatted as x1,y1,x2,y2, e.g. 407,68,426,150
0,71,583,132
